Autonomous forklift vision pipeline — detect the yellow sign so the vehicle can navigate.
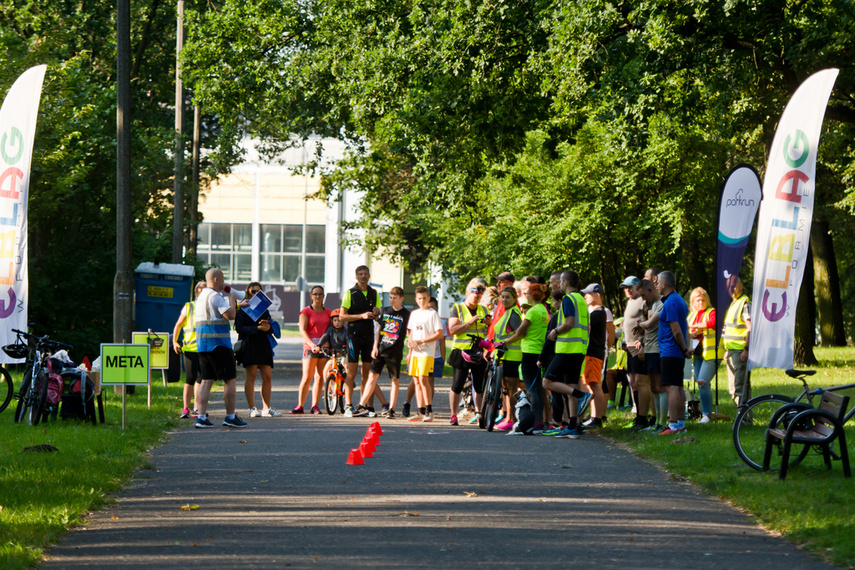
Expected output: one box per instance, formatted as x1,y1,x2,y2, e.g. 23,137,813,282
100,344,150,385
147,285,173,298
132,332,170,369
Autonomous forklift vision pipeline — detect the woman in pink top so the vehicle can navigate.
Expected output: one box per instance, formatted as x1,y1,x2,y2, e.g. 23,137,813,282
294,285,332,414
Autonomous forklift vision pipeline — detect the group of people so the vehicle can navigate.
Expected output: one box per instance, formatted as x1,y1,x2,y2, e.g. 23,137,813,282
171,264,753,436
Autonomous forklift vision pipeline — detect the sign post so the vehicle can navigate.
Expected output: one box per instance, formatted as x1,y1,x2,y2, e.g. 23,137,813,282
100,343,151,429
132,331,170,398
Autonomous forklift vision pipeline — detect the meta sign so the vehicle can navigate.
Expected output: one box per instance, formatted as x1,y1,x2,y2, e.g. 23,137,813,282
100,344,151,385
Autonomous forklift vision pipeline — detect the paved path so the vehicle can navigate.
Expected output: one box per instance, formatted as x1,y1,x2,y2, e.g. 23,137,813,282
43,350,831,569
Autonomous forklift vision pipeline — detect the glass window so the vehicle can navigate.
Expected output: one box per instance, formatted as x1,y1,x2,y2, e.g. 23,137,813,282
283,256,301,282
234,224,252,252
306,225,325,254
211,224,231,251
260,224,282,253
306,257,325,283
234,253,252,281
197,223,210,249
261,254,281,283
210,253,231,278
283,225,302,253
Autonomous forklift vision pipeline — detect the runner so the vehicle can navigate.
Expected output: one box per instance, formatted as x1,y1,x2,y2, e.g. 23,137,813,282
447,278,491,424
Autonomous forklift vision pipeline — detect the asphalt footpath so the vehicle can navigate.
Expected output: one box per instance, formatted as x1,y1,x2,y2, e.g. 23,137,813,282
43,340,832,569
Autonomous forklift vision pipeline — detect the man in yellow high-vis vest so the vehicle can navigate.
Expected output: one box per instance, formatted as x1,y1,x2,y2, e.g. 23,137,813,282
723,277,751,410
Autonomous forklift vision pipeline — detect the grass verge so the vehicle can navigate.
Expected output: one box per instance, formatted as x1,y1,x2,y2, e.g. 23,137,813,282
601,346,855,567
0,375,181,569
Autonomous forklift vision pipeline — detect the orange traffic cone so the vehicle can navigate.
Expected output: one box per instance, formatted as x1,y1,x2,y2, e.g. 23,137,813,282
362,436,376,453
359,440,374,458
346,448,364,465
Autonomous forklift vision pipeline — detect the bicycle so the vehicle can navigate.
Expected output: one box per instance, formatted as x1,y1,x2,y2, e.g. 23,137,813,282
480,342,508,432
320,348,347,415
732,368,855,471
0,336,25,414
12,329,71,426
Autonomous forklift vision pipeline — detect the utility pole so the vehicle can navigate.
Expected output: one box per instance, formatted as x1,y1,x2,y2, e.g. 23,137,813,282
188,103,201,258
172,0,185,263
115,0,134,343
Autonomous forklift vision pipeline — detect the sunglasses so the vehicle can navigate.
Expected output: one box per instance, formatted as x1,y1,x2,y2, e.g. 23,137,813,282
311,292,324,296
469,288,485,294
249,289,262,295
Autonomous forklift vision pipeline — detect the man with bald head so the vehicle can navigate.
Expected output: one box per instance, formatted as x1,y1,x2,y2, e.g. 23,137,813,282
194,268,247,428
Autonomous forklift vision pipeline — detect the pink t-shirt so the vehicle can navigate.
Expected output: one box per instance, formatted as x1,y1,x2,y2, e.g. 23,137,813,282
301,306,332,344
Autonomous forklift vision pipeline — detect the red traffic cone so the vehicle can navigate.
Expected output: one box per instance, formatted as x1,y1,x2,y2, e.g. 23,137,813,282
346,448,364,465
364,426,374,440
361,436,376,452
359,440,374,458
370,432,380,446
371,422,383,435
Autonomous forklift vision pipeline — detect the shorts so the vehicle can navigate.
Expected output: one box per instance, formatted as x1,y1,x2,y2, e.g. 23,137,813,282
371,354,402,379
644,352,661,374
583,356,603,384
503,360,521,379
347,335,373,364
183,352,201,386
660,356,685,387
450,349,487,394
199,346,237,381
544,353,585,385
432,357,445,378
303,338,324,359
627,352,647,375
409,356,434,377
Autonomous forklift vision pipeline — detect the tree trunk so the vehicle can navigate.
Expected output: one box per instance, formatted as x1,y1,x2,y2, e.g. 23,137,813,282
811,219,846,346
793,247,818,366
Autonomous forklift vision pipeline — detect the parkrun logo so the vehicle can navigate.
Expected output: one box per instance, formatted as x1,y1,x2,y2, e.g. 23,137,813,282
0,125,25,319
726,189,756,208
761,129,810,323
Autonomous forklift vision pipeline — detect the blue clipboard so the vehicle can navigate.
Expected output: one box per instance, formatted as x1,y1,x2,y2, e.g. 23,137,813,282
244,290,272,322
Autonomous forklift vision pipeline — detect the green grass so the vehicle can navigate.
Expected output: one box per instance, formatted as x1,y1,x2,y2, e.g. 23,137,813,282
602,346,855,567
0,373,181,569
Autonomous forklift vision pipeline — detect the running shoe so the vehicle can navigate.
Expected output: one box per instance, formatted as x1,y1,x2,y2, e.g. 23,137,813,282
698,414,711,424
449,414,459,426
250,406,262,418
262,408,282,417
289,406,303,415
407,414,422,422
494,419,514,431
381,404,390,417
402,402,411,417
421,413,433,422
495,413,505,424
195,417,214,429
367,408,377,418
582,417,603,429
353,405,370,417
343,405,354,418
386,409,396,419
223,415,247,428
541,427,561,436
606,400,616,411
577,392,591,413
468,414,480,424
310,406,321,415
191,409,199,417
180,408,191,419
658,427,687,435
556,427,581,439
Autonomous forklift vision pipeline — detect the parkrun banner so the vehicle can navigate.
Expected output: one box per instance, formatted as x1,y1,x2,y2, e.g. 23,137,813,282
715,165,761,347
0,65,47,363
749,68,839,371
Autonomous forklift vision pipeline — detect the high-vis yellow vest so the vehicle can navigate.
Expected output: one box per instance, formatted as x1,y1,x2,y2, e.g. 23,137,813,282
452,302,489,350
723,295,750,351
689,307,723,360
493,305,522,362
555,292,589,355
181,301,198,352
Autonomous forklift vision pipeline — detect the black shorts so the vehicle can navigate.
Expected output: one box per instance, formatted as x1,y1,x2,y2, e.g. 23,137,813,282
450,349,487,394
660,356,685,387
644,352,661,374
347,335,373,364
199,346,237,381
370,354,402,379
183,352,202,385
503,360,521,379
627,352,647,374
543,352,585,385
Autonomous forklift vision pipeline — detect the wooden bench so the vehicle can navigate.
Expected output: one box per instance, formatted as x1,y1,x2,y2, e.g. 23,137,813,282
763,390,850,479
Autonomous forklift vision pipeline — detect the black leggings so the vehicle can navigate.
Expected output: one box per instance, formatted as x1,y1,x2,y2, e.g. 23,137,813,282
520,353,544,424
450,350,487,394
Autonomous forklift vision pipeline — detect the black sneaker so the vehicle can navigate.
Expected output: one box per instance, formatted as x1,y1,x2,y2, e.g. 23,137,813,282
195,417,214,429
402,402,411,417
582,417,603,429
386,409,396,419
223,415,247,428
353,405,370,417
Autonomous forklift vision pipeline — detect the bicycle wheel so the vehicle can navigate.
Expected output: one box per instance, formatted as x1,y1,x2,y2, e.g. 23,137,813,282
733,393,810,471
0,366,12,414
14,369,32,423
324,374,338,415
478,367,493,429
28,369,48,426
484,366,503,432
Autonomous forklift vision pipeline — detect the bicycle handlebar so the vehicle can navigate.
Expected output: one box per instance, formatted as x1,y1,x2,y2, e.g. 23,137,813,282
12,329,73,351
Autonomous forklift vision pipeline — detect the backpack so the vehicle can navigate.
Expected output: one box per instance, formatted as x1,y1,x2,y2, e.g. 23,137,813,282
45,360,64,406
59,370,96,423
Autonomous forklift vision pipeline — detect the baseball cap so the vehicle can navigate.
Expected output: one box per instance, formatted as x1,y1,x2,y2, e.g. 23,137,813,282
494,271,515,282
620,276,639,287
580,283,604,295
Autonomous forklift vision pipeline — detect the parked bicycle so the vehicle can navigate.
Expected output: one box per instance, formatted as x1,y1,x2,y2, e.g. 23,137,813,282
0,335,23,414
480,341,508,432
733,368,855,471
12,329,71,426
320,348,347,415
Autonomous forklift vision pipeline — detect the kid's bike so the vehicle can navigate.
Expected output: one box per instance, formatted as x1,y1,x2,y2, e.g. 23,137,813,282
732,368,855,470
320,348,347,415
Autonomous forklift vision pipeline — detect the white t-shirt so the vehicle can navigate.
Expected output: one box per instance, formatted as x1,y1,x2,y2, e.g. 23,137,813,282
407,308,442,358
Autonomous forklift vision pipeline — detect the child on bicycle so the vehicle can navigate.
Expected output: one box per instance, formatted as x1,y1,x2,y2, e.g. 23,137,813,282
316,310,348,380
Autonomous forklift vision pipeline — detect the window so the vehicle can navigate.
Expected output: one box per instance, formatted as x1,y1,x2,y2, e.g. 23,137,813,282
199,222,325,285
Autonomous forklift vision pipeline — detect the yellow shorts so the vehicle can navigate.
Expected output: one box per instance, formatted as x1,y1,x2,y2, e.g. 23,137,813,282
409,356,434,377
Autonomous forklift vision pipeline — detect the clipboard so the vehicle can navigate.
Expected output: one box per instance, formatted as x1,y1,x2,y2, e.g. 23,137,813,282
244,290,272,322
